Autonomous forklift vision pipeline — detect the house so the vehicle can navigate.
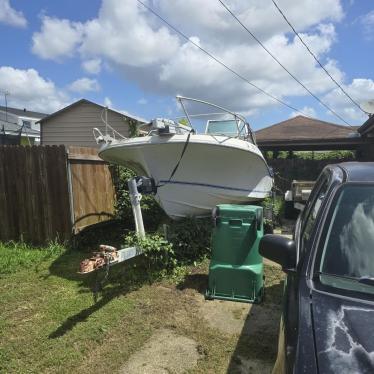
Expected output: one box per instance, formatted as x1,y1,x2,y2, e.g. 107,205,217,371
358,114,374,137
39,99,145,148
0,106,48,145
255,115,361,152
357,114,374,160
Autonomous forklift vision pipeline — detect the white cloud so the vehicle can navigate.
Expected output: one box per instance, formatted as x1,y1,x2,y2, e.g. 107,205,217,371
0,66,68,113
137,98,147,105
359,10,374,40
323,79,374,122
290,106,317,118
32,16,82,61
0,0,27,28
82,58,102,74
32,0,371,123
79,0,179,67
68,77,100,93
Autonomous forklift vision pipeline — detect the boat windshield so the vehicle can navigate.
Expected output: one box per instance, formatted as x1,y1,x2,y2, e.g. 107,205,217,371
176,96,256,143
205,120,243,137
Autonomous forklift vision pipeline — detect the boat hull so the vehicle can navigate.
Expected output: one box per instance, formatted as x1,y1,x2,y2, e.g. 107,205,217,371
99,135,272,219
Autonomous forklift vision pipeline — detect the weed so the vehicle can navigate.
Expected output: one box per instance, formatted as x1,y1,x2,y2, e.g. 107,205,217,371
124,232,177,270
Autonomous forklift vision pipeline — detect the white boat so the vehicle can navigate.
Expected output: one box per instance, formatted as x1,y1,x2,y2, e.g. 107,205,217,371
94,96,273,219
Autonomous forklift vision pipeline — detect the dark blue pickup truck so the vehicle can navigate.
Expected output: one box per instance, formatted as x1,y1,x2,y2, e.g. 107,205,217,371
260,162,374,374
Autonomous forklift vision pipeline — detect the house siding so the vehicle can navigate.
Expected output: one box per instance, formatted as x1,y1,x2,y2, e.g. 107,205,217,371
41,102,131,147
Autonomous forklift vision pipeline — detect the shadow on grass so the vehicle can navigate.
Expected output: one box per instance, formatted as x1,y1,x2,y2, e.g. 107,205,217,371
177,273,208,294
47,247,150,339
226,280,284,373
48,284,121,339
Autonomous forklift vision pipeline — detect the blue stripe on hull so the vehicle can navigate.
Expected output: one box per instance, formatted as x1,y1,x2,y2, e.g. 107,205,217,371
159,180,269,194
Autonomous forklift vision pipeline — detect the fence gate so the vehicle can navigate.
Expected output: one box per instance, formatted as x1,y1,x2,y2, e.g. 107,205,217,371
67,146,115,233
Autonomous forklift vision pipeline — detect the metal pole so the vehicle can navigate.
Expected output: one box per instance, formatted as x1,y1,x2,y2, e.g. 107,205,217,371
128,178,145,238
3,91,10,122
177,97,193,128
105,106,108,136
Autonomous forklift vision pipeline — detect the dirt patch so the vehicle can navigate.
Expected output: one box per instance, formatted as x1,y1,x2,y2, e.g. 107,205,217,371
171,262,285,373
197,297,252,335
119,328,202,374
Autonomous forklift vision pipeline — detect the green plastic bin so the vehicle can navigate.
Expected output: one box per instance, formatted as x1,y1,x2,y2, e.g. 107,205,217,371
205,204,264,303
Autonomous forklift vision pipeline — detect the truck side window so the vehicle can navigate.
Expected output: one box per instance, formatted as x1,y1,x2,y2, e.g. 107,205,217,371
299,179,329,259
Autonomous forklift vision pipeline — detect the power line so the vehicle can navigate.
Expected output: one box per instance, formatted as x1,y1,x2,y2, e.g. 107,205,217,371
136,0,311,117
218,0,354,128
271,0,367,117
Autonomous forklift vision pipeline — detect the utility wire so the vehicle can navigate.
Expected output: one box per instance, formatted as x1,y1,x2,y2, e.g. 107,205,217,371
271,0,367,116
218,0,354,128
136,0,311,117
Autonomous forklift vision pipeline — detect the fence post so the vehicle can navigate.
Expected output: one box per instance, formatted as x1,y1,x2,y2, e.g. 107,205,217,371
66,149,76,233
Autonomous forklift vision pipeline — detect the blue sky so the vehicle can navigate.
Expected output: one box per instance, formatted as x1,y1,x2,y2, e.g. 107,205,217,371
0,0,373,132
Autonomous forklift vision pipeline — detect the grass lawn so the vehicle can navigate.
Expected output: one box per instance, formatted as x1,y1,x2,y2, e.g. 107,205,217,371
0,242,284,373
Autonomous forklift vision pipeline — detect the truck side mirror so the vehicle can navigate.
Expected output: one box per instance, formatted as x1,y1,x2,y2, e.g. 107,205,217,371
259,234,296,272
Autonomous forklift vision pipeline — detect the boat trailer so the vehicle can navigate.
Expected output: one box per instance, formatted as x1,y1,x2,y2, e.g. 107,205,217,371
78,177,150,275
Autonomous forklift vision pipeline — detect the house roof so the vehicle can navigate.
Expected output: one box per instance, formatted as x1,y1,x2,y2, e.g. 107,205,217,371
38,98,146,124
255,115,359,141
0,106,48,119
358,115,374,136
1,121,40,137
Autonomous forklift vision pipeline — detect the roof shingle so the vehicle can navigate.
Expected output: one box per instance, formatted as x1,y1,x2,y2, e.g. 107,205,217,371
255,115,358,141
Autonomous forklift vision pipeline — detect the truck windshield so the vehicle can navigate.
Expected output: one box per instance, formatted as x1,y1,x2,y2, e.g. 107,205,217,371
319,184,374,295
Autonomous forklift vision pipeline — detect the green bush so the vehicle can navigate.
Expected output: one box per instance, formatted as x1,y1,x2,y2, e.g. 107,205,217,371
267,150,355,160
123,217,212,271
124,232,176,270
293,150,355,160
262,196,284,226
167,217,212,264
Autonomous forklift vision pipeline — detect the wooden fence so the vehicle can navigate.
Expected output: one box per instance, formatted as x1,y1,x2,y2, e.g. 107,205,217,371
0,145,116,244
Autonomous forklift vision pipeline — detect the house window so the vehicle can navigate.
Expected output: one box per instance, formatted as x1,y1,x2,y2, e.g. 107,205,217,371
22,120,31,129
